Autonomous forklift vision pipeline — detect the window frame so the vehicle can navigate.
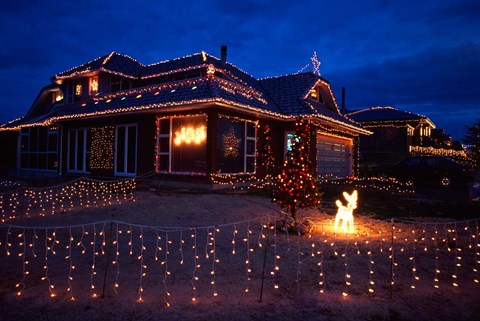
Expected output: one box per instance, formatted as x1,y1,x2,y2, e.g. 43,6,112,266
19,126,58,172
110,76,131,92
155,115,208,176
89,76,99,95
67,128,91,174
217,116,257,175
114,124,138,177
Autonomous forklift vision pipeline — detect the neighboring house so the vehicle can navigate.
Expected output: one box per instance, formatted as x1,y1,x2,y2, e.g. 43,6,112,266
0,47,369,186
346,106,436,169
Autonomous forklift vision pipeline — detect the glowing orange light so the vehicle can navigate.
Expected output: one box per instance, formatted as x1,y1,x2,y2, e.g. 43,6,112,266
334,190,357,233
174,126,206,145
89,77,98,95
207,64,215,77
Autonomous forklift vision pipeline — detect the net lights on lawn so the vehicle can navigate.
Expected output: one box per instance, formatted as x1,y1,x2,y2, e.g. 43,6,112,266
1,178,135,223
1,215,480,304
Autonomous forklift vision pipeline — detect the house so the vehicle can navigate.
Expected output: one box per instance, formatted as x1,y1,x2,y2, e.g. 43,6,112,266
346,106,467,172
0,47,369,186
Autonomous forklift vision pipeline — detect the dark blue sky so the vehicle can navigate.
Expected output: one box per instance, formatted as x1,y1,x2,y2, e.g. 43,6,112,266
1,0,479,140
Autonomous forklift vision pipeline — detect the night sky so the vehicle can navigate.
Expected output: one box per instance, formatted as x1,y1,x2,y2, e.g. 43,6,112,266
1,0,479,141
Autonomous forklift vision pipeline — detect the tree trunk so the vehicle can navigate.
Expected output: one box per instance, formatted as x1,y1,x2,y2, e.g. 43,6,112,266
291,205,297,222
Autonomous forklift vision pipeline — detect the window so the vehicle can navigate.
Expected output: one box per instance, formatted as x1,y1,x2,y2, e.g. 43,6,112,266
156,115,207,174
75,84,82,96
66,82,75,103
217,116,256,174
115,124,137,176
20,127,58,171
285,132,298,154
110,77,131,92
309,87,324,104
53,91,63,103
68,128,91,173
89,76,98,95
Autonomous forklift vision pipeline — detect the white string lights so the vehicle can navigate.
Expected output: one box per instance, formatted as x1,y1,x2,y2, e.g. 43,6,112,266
0,213,479,306
1,177,136,223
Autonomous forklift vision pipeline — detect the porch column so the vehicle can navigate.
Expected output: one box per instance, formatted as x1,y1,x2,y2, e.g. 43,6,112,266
206,111,218,177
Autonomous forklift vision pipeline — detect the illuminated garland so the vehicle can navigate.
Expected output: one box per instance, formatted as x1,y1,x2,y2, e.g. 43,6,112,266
272,117,321,221
257,123,275,173
311,51,321,76
0,177,136,222
90,126,115,170
55,52,144,80
318,176,415,194
409,145,467,159
0,180,23,189
1,214,479,303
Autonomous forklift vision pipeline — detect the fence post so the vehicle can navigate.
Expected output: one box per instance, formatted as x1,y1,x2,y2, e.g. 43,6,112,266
101,216,114,298
258,227,270,303
390,218,395,301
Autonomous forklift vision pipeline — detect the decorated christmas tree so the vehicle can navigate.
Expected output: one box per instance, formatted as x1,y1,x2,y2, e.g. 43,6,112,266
272,118,321,222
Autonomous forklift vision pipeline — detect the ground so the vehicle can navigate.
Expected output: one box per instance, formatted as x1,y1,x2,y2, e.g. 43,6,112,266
0,185,479,321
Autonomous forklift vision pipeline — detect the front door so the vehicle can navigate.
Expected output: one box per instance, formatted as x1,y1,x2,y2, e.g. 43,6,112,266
115,124,137,176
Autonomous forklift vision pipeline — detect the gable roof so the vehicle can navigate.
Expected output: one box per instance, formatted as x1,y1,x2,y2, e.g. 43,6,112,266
3,51,368,135
54,52,144,79
346,106,435,127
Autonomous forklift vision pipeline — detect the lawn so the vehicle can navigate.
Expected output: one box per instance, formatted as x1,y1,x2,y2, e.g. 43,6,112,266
0,184,479,321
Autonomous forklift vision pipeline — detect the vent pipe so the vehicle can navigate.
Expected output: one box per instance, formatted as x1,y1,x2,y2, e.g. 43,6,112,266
221,45,227,64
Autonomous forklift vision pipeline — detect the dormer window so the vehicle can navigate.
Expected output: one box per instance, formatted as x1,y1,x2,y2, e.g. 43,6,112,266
310,87,324,104
53,91,64,103
111,76,131,92
89,76,98,95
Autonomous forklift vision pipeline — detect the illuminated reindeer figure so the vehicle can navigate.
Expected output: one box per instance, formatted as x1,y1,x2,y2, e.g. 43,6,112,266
334,190,357,233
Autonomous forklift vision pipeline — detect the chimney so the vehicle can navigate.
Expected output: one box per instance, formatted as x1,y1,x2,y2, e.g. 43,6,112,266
221,45,227,64
341,87,346,113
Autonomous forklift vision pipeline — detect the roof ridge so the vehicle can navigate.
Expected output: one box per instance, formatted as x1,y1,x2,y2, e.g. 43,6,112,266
258,71,315,81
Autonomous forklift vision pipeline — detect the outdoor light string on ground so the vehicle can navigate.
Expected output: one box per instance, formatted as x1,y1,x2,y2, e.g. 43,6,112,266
0,177,479,304
1,213,478,304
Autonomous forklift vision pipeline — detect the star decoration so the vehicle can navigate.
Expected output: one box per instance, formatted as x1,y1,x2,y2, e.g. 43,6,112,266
311,51,321,76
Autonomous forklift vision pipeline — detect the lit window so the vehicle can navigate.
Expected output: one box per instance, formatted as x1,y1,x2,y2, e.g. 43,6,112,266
217,116,256,174
156,115,207,174
89,77,98,95
53,91,63,103
75,84,82,96
310,87,324,103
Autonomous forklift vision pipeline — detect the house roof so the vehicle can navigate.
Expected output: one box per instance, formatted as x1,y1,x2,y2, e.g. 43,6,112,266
4,51,368,135
54,52,144,79
346,106,435,127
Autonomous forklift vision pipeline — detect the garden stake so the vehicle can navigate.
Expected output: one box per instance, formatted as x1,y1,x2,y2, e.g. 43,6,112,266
258,228,270,303
390,218,394,301
101,216,114,298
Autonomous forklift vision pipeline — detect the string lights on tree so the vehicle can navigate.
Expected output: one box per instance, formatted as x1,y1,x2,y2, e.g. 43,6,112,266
272,117,321,222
